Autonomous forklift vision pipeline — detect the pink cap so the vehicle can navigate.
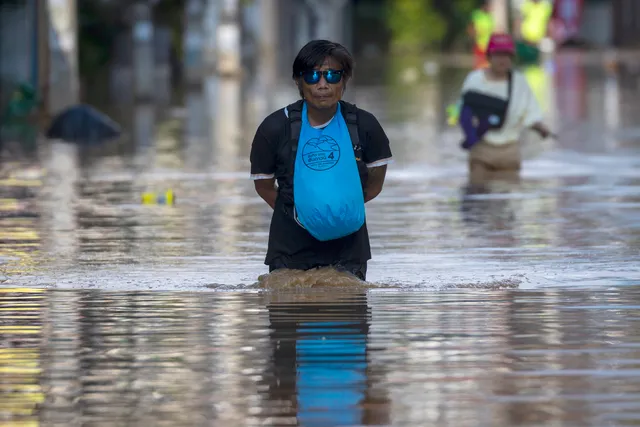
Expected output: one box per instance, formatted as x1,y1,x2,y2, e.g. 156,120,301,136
486,33,515,55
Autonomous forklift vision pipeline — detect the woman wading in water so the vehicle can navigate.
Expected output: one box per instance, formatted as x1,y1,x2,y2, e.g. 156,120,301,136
458,33,553,186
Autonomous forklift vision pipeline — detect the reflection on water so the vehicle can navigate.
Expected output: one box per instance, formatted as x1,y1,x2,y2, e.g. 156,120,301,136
132,103,157,171
184,89,211,172
40,141,80,264
2,287,640,425
211,77,242,172
0,165,41,278
0,288,46,424
263,291,385,426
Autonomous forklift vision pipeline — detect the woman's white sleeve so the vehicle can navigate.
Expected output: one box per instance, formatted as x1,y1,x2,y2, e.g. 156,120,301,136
522,79,544,127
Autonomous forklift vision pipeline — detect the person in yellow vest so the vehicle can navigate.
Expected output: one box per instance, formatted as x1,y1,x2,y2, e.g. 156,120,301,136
518,0,553,46
515,0,553,64
468,1,494,69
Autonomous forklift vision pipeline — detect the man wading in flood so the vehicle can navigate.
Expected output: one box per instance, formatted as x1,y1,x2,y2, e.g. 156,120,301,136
249,40,392,281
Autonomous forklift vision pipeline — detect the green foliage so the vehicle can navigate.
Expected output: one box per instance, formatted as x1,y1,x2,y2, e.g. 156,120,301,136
386,0,445,53
77,0,186,79
386,0,484,53
77,0,119,79
446,0,482,46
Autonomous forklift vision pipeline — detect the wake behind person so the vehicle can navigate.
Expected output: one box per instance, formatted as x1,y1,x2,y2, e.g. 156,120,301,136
249,40,392,281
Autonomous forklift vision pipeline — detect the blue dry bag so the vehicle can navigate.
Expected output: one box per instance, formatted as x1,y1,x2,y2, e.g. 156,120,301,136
293,102,365,241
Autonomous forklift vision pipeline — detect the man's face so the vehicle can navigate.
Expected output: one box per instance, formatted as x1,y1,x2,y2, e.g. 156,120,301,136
489,53,513,74
297,56,346,111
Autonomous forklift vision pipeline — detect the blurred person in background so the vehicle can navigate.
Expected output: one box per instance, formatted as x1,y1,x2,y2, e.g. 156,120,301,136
516,0,553,63
249,40,392,281
468,0,494,69
458,33,552,185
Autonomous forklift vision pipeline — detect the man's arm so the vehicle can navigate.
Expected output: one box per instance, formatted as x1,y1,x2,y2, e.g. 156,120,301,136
365,165,387,203
359,110,392,203
522,77,553,139
467,22,476,39
250,119,279,209
254,178,277,209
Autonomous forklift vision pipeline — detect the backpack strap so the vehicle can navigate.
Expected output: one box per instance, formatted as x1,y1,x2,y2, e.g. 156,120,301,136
288,100,363,176
287,100,304,176
503,70,514,125
340,101,360,150
340,101,367,195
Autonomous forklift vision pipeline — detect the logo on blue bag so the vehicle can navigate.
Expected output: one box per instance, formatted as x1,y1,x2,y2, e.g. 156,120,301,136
302,135,340,171
489,114,500,125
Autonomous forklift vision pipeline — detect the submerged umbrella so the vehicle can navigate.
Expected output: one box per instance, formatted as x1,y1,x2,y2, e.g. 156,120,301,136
46,104,122,144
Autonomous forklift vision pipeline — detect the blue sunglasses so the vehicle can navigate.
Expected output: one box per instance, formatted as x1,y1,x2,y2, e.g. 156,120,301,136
299,69,344,85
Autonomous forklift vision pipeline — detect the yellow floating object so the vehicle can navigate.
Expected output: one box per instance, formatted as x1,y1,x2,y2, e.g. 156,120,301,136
446,102,461,126
0,288,44,294
0,179,42,187
141,190,175,205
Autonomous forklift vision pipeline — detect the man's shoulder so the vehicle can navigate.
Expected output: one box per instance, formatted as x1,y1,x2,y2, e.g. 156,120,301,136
257,101,383,133
343,102,381,128
259,100,306,126
256,107,289,140
343,103,387,144
261,107,288,126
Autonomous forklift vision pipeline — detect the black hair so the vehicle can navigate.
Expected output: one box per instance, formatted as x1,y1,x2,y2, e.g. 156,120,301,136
292,39,354,81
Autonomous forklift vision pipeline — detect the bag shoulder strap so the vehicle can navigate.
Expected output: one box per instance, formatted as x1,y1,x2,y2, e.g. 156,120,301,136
503,70,514,122
287,100,304,175
340,100,360,149
287,99,304,148
288,100,362,173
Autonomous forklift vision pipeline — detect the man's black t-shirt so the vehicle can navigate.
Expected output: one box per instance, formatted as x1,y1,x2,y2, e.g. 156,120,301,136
250,102,392,268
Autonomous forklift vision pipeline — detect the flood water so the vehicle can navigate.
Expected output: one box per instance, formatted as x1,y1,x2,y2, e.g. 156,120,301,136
1,51,640,425
2,287,640,426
